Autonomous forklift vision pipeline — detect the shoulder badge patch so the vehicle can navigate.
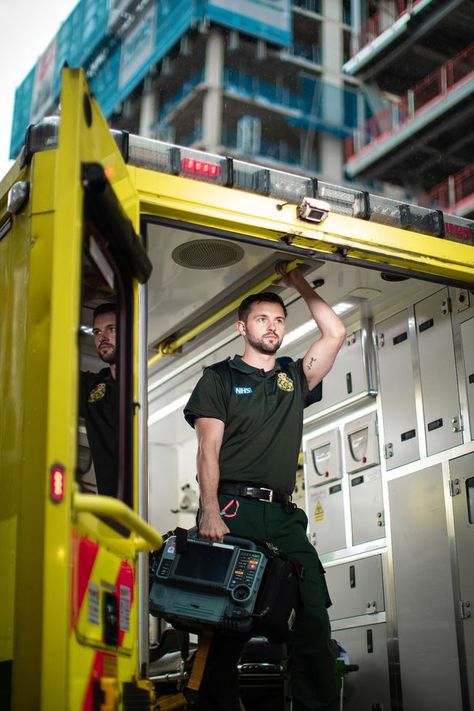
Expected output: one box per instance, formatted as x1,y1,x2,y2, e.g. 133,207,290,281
277,372,294,392
88,382,106,402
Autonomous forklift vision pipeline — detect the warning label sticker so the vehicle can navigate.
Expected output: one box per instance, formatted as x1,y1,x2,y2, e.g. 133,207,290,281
88,583,100,625
314,500,324,522
120,585,131,632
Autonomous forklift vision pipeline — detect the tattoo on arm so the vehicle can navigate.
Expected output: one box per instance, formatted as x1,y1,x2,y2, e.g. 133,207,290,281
307,356,317,370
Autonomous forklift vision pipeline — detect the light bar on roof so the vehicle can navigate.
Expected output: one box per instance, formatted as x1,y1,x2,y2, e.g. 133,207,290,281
368,194,444,237
444,214,474,245
317,181,369,218
127,135,181,173
26,119,474,245
232,159,316,202
179,147,230,184
125,131,474,244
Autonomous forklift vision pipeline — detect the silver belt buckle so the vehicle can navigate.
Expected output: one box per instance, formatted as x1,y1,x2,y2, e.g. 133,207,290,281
259,487,273,502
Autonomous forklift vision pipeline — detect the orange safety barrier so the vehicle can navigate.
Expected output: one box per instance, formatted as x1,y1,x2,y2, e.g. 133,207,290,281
421,165,474,213
357,1,421,51
345,43,474,162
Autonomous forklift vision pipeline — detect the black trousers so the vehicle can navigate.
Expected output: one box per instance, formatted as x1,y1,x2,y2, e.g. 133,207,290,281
196,495,339,711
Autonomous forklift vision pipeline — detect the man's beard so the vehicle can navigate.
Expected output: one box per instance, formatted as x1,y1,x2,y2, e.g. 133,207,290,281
99,347,116,365
246,332,281,355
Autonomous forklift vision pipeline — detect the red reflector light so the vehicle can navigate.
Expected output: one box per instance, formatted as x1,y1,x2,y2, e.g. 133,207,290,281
181,158,221,177
50,464,65,502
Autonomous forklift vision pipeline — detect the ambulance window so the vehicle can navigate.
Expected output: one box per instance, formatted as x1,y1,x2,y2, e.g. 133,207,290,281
77,223,134,506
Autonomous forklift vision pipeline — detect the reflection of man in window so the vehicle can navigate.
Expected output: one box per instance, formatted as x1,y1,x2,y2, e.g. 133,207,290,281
80,303,117,496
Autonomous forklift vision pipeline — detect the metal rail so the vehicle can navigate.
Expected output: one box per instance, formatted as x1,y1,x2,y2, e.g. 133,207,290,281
73,492,163,551
148,259,303,368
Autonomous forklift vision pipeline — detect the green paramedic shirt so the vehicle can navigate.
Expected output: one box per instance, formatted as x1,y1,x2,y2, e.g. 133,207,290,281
184,355,317,495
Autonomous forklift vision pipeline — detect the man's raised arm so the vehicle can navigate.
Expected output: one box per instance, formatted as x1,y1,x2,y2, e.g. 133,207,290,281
276,263,346,391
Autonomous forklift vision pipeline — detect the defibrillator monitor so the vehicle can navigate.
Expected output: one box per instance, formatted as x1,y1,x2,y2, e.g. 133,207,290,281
170,539,237,587
150,534,268,631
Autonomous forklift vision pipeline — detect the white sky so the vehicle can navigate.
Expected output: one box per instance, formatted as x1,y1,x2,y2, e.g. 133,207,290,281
0,0,79,178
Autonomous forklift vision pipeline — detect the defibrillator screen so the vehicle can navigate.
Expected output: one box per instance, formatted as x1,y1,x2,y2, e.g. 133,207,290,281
172,542,235,586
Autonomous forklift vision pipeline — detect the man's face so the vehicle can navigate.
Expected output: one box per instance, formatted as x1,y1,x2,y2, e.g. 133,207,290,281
92,311,116,365
238,301,286,354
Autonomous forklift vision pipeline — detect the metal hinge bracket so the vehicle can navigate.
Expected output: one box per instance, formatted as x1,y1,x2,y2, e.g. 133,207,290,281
449,479,461,497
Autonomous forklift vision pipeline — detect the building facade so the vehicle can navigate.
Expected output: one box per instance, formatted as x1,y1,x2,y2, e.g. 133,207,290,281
11,0,358,185
11,1,473,213
344,0,474,216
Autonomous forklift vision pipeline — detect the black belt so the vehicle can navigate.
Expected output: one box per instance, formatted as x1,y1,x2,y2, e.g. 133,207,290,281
218,482,289,504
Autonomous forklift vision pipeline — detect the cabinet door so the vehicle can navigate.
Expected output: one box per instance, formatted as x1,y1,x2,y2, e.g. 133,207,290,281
415,289,462,455
461,317,474,437
326,555,385,621
304,427,342,488
388,464,463,710
307,482,346,554
449,452,474,708
349,466,385,545
376,310,419,469
304,329,368,415
343,411,380,474
333,623,391,711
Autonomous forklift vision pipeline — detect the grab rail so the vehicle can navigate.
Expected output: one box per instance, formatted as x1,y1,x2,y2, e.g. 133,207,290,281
148,259,303,367
73,492,163,552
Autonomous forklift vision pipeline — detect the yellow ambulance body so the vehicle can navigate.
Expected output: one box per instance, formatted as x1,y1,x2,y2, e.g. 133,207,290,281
1,68,474,710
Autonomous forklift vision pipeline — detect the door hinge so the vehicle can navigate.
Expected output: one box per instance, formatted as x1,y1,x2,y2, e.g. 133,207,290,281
384,443,393,460
449,479,461,497
459,601,472,620
441,296,452,315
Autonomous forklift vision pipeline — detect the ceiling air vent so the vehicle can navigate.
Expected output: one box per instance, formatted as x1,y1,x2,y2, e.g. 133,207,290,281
171,239,245,270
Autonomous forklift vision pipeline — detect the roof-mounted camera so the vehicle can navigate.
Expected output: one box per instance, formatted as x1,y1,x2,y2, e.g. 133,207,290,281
297,197,331,224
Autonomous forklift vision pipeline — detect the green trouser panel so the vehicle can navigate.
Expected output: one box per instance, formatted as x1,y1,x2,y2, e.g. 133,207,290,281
198,496,339,711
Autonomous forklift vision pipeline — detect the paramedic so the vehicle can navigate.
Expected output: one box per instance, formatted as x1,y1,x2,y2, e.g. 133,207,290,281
184,263,346,711
80,303,117,496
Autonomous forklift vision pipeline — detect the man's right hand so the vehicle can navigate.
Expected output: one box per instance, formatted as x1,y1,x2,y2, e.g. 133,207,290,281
198,508,230,542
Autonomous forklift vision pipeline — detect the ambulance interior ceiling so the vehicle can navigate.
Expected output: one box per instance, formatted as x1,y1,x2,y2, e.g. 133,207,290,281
145,221,440,448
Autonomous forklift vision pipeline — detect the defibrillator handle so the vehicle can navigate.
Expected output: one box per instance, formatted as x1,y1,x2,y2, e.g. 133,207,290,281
186,527,258,551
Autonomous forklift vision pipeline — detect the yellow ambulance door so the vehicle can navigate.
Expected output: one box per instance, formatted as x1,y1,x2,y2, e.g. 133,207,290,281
0,159,34,711
3,67,160,711
55,69,160,711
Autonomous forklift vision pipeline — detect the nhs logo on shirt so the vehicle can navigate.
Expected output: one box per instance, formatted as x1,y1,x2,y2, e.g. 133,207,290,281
235,386,253,395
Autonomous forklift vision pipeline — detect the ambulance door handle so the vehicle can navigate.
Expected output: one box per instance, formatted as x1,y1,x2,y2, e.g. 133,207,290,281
73,492,163,551
349,565,356,588
367,629,373,653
